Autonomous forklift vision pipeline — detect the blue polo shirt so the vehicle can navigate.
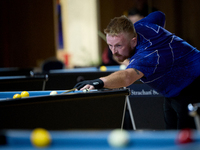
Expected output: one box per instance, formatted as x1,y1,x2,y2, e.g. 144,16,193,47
127,11,200,97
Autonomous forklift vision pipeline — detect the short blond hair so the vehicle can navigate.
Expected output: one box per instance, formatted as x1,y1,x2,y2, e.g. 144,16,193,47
104,15,136,38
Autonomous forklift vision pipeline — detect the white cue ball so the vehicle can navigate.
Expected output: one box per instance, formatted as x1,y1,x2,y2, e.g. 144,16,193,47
50,91,58,95
120,65,126,70
83,89,90,93
107,129,130,148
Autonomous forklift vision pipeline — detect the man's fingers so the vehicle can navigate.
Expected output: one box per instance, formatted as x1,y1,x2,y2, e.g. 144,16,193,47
88,86,95,90
80,85,94,91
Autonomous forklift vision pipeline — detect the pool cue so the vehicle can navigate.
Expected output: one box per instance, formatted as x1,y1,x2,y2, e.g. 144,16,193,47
61,88,77,94
98,30,106,42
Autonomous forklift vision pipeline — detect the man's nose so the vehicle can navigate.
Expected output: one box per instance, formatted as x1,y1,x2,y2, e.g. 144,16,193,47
111,47,117,54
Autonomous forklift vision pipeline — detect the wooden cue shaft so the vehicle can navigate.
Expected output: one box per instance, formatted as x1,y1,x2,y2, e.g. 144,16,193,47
61,88,77,94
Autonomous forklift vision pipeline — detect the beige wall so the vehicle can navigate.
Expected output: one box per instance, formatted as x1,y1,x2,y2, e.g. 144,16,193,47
60,0,100,67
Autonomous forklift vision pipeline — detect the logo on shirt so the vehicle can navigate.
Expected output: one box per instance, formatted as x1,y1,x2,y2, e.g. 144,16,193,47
93,82,99,85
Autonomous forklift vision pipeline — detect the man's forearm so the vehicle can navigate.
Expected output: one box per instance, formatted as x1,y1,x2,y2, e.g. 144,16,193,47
100,68,143,89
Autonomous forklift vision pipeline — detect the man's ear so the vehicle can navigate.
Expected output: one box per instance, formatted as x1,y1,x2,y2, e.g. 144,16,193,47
130,37,137,49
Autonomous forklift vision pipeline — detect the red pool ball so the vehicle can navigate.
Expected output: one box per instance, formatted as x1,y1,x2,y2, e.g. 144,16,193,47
176,128,193,144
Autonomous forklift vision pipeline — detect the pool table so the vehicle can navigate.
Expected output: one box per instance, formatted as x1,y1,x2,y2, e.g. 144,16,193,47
0,65,165,130
0,74,48,91
0,129,200,149
0,88,130,130
43,66,165,130
0,67,33,76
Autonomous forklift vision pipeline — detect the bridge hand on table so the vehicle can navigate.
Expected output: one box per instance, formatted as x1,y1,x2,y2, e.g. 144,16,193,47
74,79,104,90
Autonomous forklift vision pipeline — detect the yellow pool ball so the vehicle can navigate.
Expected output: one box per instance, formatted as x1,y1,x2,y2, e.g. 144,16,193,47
100,66,107,71
21,91,29,98
30,128,51,148
13,94,21,99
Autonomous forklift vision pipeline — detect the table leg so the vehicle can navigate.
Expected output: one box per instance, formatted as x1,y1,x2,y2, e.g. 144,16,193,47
121,99,127,129
42,80,46,91
121,96,136,130
194,116,200,130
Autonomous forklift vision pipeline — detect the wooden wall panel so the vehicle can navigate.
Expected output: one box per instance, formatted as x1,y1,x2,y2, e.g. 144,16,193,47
0,0,56,68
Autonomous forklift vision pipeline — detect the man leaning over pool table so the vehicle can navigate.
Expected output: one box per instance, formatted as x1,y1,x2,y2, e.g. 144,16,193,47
74,11,200,130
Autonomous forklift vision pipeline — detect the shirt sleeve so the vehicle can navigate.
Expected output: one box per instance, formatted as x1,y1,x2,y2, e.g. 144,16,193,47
134,11,166,41
138,11,165,27
127,50,161,78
